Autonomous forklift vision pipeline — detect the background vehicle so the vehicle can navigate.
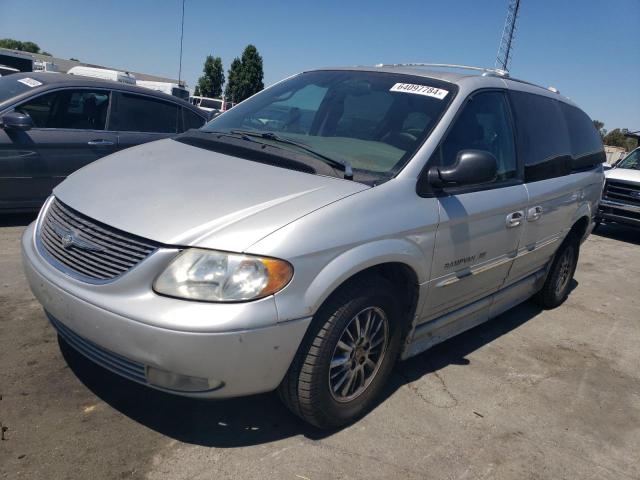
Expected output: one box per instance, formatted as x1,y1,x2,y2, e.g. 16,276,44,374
597,147,640,228
137,80,189,100
189,95,233,114
22,65,604,428
33,60,59,73
67,66,136,85
0,72,207,212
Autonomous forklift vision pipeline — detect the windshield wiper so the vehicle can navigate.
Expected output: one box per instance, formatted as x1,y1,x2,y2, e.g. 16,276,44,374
230,130,353,180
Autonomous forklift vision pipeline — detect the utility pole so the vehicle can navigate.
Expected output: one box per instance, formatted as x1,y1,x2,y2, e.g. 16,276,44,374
178,0,185,83
495,0,522,72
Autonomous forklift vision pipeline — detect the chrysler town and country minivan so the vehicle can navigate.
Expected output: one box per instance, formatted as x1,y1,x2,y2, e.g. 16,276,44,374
22,65,605,428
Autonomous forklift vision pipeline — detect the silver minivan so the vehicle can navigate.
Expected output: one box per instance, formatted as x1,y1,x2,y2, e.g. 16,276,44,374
22,64,605,428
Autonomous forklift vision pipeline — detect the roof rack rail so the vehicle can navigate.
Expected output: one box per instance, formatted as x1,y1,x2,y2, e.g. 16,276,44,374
374,63,510,78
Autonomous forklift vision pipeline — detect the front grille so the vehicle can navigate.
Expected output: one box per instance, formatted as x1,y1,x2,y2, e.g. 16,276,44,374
39,198,159,281
48,313,147,384
603,180,640,207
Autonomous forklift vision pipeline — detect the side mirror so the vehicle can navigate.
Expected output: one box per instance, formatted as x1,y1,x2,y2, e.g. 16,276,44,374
428,149,498,189
1,111,34,131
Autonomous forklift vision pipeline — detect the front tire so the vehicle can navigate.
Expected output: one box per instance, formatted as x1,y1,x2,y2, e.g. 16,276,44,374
278,275,403,428
535,234,579,309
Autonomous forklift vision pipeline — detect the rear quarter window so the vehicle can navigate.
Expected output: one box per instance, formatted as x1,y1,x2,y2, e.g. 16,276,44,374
509,91,571,182
560,103,605,169
182,107,205,131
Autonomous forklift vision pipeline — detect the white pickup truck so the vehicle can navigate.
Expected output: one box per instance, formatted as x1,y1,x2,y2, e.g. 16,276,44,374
598,147,640,228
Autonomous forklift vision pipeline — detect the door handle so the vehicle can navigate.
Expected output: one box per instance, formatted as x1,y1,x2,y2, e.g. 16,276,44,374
87,139,115,146
527,206,544,221
506,211,524,228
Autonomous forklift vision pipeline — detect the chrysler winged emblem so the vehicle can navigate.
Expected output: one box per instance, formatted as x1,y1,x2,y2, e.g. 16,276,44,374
50,223,105,252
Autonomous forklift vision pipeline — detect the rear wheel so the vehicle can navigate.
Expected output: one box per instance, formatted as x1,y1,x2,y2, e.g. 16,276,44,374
278,275,403,428
535,235,579,309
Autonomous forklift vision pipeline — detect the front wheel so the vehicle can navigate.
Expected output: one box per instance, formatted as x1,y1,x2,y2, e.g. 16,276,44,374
278,275,403,428
535,235,579,309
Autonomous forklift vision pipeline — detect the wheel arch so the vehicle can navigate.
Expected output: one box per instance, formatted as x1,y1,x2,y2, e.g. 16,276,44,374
303,239,426,329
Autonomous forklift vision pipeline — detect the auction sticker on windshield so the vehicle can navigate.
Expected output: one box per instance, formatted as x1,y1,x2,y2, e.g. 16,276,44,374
389,83,448,100
17,78,43,88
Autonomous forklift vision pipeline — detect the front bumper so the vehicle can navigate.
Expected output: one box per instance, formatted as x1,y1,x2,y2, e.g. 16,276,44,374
597,199,640,228
21,222,311,398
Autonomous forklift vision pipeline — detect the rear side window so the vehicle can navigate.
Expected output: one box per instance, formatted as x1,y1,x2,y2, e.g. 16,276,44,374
509,91,571,182
110,92,179,133
182,107,205,131
560,103,605,169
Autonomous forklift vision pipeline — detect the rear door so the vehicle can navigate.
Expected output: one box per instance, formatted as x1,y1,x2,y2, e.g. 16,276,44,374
506,92,577,284
109,91,181,150
420,90,528,323
0,88,116,209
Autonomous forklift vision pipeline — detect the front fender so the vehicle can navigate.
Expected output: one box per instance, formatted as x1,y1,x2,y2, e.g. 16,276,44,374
274,238,429,323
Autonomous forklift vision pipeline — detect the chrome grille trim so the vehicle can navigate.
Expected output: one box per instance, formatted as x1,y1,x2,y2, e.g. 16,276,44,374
48,313,147,384
604,180,640,207
38,197,160,283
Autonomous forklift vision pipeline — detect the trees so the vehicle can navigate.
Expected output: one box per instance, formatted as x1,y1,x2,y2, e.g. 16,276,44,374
197,44,265,103
0,38,50,55
224,58,243,103
224,45,264,104
196,54,225,98
603,128,638,151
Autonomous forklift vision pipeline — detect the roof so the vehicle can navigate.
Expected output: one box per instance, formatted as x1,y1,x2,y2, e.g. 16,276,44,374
0,48,181,84
309,63,575,105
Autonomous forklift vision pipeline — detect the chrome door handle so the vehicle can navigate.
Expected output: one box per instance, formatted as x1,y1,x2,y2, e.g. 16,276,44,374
506,211,524,228
87,139,115,146
527,206,543,221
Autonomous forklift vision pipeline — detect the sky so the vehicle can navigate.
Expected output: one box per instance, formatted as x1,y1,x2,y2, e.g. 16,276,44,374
1,0,638,130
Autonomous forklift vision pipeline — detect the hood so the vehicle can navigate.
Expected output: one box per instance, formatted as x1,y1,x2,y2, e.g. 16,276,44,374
605,167,640,183
54,139,368,251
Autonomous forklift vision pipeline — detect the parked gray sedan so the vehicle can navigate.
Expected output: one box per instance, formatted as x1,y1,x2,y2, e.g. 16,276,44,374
22,65,604,428
0,72,207,212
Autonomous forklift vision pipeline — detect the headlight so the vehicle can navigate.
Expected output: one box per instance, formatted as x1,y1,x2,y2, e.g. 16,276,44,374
153,248,293,302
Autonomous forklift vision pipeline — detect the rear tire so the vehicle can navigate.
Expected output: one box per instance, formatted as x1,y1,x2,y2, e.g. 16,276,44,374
278,275,403,429
535,234,579,309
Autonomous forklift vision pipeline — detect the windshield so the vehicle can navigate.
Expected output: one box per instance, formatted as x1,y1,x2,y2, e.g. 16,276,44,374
616,149,640,170
0,75,40,104
203,70,455,180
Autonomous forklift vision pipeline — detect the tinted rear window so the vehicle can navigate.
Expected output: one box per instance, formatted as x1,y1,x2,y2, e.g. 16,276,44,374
111,93,179,133
509,91,571,182
560,102,604,169
182,107,205,131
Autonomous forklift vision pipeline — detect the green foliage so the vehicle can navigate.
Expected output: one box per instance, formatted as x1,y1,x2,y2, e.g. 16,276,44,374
0,38,49,55
224,57,243,103
604,128,638,151
225,45,264,104
197,54,225,98
193,85,201,97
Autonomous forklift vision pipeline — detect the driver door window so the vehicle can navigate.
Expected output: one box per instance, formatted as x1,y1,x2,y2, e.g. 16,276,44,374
433,91,517,183
16,89,110,130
